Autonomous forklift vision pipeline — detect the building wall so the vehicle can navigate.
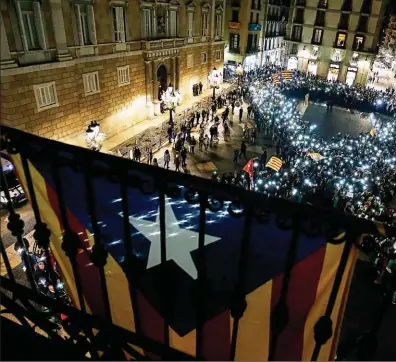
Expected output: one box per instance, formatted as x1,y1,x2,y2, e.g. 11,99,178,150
284,0,388,85
0,0,226,145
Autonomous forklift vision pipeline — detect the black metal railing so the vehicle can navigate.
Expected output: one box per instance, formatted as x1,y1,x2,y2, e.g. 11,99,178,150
1,125,395,360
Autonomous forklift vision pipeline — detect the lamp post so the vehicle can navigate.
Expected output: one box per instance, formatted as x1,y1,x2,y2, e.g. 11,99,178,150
161,83,181,126
236,64,244,87
208,67,221,101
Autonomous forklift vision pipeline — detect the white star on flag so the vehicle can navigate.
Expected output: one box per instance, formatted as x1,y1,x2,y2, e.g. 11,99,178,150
129,203,220,279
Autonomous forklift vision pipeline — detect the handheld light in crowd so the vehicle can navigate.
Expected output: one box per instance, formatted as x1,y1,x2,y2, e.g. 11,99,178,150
16,248,24,255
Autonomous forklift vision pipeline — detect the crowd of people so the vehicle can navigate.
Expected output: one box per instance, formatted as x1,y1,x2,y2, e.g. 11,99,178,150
14,237,71,326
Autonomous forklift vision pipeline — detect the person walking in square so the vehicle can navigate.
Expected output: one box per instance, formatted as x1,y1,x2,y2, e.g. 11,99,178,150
174,154,181,172
239,107,243,123
163,149,170,169
240,141,247,160
233,148,239,164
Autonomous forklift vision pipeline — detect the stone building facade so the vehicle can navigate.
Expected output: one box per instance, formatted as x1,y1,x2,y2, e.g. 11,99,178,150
0,0,225,144
284,0,388,86
224,0,288,69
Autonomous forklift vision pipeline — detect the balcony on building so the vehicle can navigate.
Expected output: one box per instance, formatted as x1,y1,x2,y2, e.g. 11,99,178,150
248,23,262,31
246,46,259,53
229,47,241,54
228,21,241,30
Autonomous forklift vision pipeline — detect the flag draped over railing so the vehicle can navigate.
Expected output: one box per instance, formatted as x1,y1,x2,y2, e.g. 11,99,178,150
8,129,359,361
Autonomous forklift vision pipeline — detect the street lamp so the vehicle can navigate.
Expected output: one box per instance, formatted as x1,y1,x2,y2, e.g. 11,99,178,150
161,83,181,126
85,120,106,151
236,64,244,86
208,67,221,100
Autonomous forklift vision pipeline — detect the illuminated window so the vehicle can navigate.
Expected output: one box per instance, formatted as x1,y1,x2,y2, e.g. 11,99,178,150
335,33,346,48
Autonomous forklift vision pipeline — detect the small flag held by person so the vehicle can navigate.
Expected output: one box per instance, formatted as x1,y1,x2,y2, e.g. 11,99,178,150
266,156,283,171
242,158,255,181
370,128,376,137
307,152,325,161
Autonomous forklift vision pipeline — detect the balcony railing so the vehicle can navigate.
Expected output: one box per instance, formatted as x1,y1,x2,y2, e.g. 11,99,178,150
1,125,395,361
228,21,241,30
246,46,259,53
228,47,240,54
248,23,262,31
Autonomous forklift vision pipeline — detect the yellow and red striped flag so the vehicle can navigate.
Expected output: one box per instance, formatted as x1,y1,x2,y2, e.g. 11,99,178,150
307,152,325,161
266,156,283,171
6,127,360,361
370,128,376,137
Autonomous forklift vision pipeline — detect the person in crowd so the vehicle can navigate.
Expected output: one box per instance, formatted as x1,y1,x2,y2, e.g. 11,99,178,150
233,148,239,164
163,149,170,169
240,141,247,160
180,147,187,168
203,134,210,151
146,148,153,165
189,136,196,154
174,154,181,172
152,158,159,167
239,107,244,123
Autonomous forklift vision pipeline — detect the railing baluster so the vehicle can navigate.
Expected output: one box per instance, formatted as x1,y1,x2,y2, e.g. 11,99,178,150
50,160,99,360
0,164,36,291
158,185,170,350
20,155,58,288
119,174,143,339
0,236,16,285
311,235,354,361
268,215,300,361
83,163,113,324
229,206,253,360
195,191,207,359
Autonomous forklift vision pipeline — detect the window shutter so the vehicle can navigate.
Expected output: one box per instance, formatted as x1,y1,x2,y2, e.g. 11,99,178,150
87,5,97,45
16,1,29,51
116,7,125,42
75,5,84,45
33,1,47,50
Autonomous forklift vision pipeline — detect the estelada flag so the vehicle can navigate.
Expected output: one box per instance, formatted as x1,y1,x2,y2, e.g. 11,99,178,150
8,127,358,361
370,128,376,137
242,158,255,181
266,156,283,171
307,152,325,161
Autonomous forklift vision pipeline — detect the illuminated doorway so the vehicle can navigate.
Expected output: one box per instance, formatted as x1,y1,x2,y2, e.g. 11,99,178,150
327,64,340,81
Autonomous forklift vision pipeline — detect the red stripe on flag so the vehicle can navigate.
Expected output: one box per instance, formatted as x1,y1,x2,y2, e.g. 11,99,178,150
201,310,231,360
45,183,107,318
270,245,326,360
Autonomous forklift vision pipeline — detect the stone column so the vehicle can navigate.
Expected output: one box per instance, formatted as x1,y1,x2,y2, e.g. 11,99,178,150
152,60,160,116
49,0,72,61
0,11,17,69
210,0,215,41
145,60,153,104
175,55,180,90
171,57,176,87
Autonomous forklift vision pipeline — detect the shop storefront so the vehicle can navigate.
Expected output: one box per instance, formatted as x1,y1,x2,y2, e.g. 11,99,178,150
307,60,318,76
346,66,358,86
287,56,298,71
327,64,340,81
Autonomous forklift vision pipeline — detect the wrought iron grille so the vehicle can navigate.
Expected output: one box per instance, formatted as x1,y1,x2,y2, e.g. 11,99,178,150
1,125,395,361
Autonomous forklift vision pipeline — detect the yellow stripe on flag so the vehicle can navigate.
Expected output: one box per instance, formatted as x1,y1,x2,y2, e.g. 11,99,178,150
169,327,196,357
302,243,358,360
307,152,325,161
266,156,283,171
370,128,376,137
233,280,272,360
